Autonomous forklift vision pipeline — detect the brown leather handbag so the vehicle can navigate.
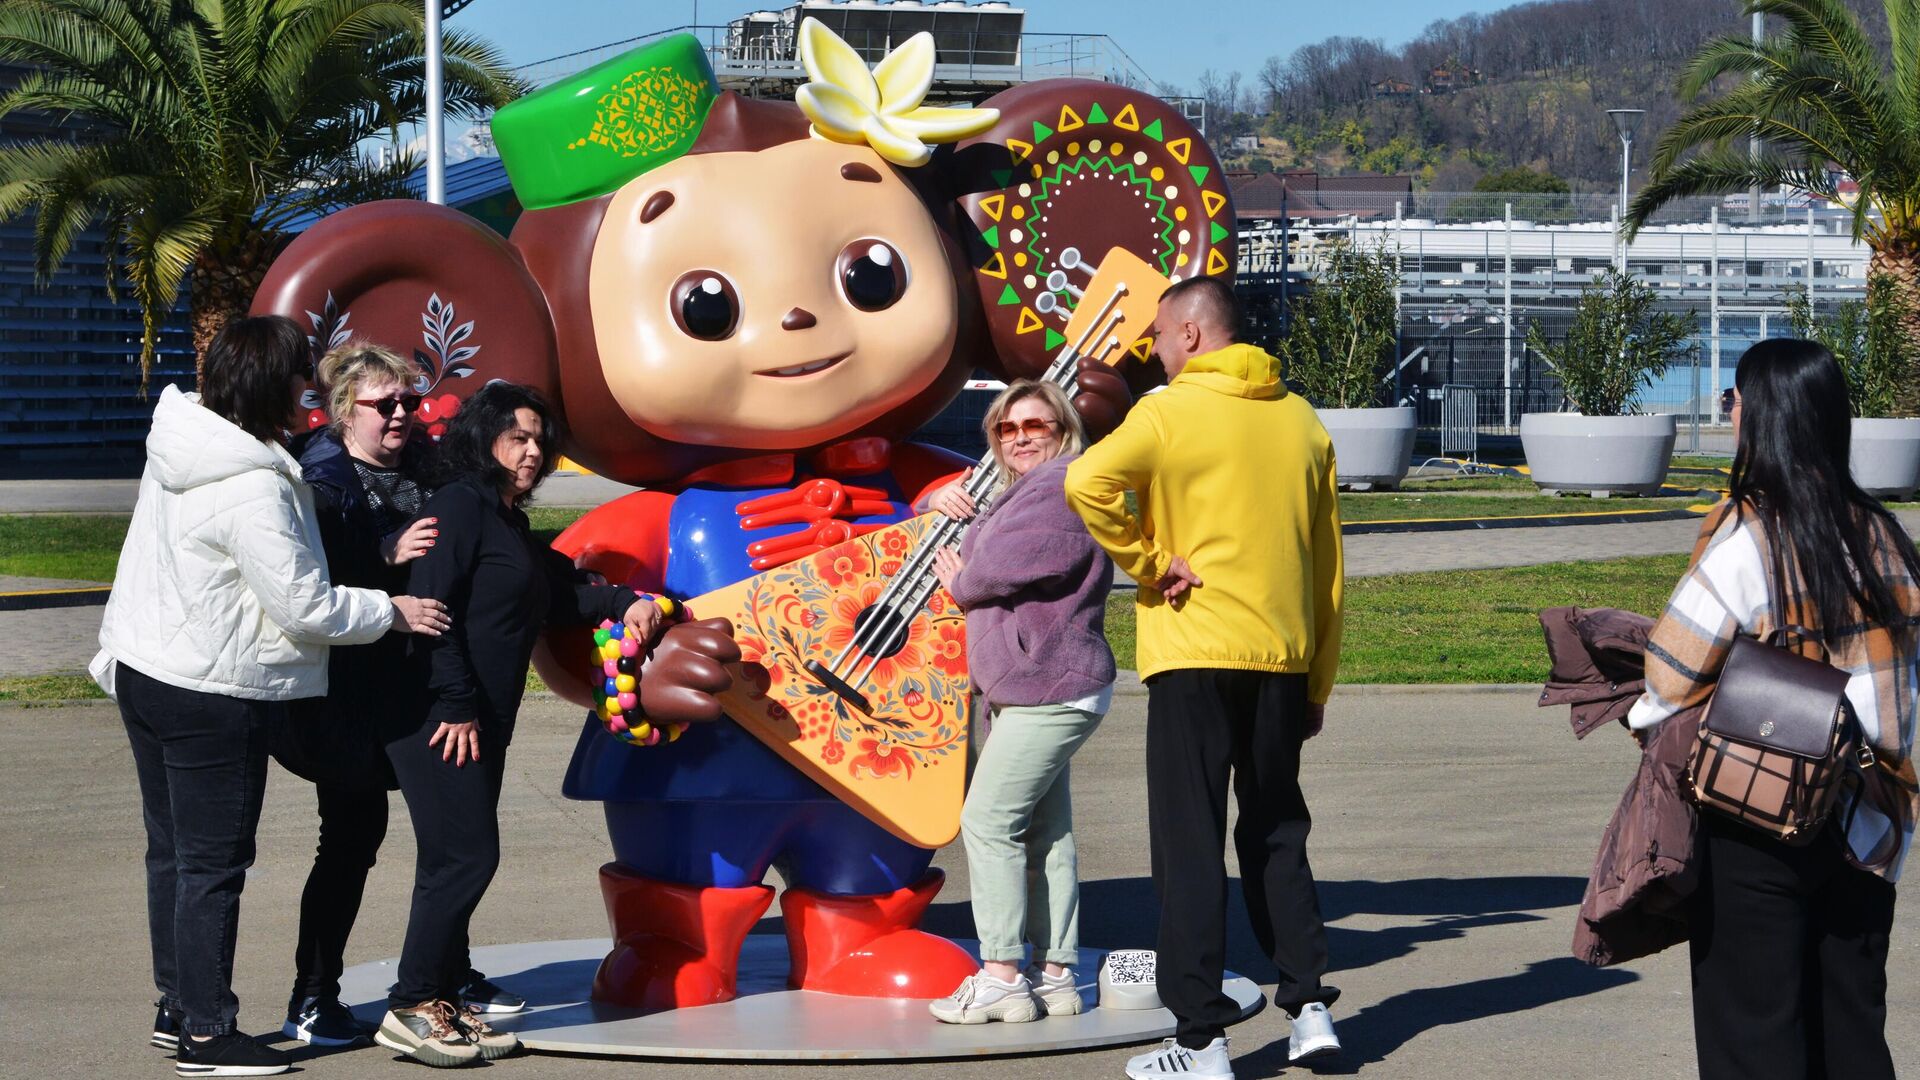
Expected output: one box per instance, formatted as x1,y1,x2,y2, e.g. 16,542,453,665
1687,556,1864,845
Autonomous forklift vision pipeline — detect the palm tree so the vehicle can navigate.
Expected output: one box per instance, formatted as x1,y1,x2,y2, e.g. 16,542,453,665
1624,0,1920,412
0,0,523,383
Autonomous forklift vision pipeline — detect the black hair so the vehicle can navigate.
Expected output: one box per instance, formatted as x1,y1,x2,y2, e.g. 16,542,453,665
1729,338,1920,640
1160,275,1241,343
431,381,564,505
200,315,311,442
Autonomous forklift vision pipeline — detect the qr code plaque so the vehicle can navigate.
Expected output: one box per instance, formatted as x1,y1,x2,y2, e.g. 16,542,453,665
1099,949,1162,1010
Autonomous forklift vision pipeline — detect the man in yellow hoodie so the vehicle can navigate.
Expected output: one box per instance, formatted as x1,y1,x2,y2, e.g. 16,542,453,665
1065,277,1344,1080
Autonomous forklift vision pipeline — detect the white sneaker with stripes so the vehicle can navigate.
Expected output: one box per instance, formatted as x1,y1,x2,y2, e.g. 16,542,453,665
1124,1036,1234,1079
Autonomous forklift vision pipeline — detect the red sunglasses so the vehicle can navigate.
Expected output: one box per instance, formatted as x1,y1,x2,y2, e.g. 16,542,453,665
354,394,423,419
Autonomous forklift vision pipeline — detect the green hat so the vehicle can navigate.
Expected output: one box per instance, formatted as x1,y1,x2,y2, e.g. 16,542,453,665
492,34,719,211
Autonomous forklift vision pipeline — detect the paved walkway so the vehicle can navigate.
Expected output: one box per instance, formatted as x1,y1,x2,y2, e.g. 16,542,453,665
4,688,1911,1079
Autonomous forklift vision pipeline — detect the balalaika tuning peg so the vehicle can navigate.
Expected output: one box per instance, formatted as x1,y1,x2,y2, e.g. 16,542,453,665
1034,292,1071,321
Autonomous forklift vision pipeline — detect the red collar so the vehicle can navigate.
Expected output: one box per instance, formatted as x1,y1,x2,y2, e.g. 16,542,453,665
681,437,894,488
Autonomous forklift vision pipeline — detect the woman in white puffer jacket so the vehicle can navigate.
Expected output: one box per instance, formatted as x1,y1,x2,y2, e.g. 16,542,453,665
92,316,449,1077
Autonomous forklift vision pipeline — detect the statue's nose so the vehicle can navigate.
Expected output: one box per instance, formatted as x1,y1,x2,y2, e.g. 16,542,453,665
782,307,817,331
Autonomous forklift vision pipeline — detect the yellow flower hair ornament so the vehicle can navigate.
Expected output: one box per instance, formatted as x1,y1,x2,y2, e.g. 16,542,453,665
793,17,999,168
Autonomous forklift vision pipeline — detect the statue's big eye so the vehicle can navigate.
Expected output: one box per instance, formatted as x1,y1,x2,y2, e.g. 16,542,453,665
670,271,740,340
837,240,908,312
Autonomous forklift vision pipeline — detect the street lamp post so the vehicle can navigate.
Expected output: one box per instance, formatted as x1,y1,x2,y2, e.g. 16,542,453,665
425,1,480,206
1607,108,1645,274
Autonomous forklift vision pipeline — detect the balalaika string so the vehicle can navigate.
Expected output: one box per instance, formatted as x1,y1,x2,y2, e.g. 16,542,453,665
805,248,1130,714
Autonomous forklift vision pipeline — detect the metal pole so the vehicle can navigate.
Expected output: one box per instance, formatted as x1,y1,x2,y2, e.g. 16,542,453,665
1806,207,1816,299
1710,205,1722,423
1278,185,1290,336
426,1,445,205
1749,12,1763,219
1611,204,1621,275
1503,202,1513,430
1690,346,1702,453
1617,135,1631,275
1393,201,1404,399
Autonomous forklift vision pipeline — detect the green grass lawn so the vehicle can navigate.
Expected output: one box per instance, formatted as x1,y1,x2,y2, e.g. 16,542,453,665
1339,494,1705,523
1102,553,1683,683
0,515,131,583
1,553,1689,702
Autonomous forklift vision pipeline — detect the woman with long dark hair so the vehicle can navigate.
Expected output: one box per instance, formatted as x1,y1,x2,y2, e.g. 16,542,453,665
374,382,669,1068
93,316,449,1077
1629,339,1920,1080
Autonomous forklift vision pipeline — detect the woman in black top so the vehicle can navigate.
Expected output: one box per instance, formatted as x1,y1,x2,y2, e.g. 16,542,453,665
279,342,439,1048
375,383,667,1068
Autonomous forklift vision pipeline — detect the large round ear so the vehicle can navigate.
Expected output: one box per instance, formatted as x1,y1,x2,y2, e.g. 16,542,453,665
945,80,1235,382
251,200,561,437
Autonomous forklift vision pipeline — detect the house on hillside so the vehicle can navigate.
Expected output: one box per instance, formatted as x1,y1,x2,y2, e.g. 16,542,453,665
1371,78,1415,99
1227,169,1414,224
1423,65,1483,94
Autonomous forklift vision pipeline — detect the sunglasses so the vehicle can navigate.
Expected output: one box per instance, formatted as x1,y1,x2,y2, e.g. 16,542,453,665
995,418,1060,443
355,394,423,419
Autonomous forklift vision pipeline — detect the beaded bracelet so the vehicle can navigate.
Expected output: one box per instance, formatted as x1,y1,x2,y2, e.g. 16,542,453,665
589,592,689,748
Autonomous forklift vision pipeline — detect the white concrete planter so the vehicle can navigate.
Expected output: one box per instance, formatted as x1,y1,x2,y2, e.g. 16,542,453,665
1520,412,1677,497
1319,407,1416,491
1851,417,1920,501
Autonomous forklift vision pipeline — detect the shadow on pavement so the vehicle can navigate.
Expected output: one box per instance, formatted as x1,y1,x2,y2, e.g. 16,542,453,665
1235,958,1637,1077
926,874,1621,1077
925,874,1586,982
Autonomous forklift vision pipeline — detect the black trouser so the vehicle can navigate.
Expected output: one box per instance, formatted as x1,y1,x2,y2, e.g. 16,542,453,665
1688,813,1897,1080
1145,669,1337,1049
385,717,509,1009
289,782,389,1005
116,662,273,1037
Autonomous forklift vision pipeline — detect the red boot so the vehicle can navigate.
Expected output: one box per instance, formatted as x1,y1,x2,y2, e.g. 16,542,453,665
591,864,775,1011
780,869,978,997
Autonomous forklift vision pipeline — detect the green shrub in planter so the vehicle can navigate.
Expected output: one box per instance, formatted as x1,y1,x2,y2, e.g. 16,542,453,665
1785,275,1913,419
1526,268,1697,415
1281,240,1399,408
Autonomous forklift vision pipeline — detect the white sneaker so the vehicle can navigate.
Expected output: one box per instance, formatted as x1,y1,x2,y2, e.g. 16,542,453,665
1026,965,1084,1017
1124,1036,1234,1079
1288,1002,1341,1062
928,972,1042,1024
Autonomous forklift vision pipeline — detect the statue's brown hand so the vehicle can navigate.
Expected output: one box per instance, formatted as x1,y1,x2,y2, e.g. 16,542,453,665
1071,356,1134,441
637,618,741,725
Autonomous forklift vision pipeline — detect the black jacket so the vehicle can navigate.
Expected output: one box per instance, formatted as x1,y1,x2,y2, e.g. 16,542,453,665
407,478,632,733
272,430,432,788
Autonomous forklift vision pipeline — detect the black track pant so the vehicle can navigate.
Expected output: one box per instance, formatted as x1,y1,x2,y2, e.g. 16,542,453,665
1689,813,1896,1080
1145,669,1337,1049
289,782,389,1005
385,718,509,1009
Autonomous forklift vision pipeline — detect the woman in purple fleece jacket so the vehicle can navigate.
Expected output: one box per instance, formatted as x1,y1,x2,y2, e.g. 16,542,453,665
922,380,1117,1025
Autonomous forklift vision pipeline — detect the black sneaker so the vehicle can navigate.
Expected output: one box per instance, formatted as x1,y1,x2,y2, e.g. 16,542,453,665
456,969,525,1014
282,995,372,1048
152,1000,184,1052
173,1032,291,1077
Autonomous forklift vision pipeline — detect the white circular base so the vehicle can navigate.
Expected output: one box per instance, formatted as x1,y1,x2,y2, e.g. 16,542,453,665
338,937,1265,1061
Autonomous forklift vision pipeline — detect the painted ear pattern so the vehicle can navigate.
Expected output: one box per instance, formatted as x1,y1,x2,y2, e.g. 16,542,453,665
948,80,1235,384
251,200,563,435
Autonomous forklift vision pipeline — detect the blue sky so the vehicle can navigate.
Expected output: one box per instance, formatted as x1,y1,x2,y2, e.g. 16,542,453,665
453,0,1530,95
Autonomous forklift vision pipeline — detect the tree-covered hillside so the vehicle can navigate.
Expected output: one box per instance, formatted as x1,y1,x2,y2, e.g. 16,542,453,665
1193,0,1892,190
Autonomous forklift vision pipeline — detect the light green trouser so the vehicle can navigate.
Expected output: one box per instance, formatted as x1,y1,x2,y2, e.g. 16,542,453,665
962,701,1105,965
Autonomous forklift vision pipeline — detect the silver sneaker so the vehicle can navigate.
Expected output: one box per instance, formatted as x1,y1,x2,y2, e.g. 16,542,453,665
1288,1001,1341,1062
927,972,1042,1024
1125,1036,1234,1079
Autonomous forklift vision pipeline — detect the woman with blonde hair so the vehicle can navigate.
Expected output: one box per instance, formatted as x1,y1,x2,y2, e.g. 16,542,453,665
920,379,1117,1024
275,341,443,1048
